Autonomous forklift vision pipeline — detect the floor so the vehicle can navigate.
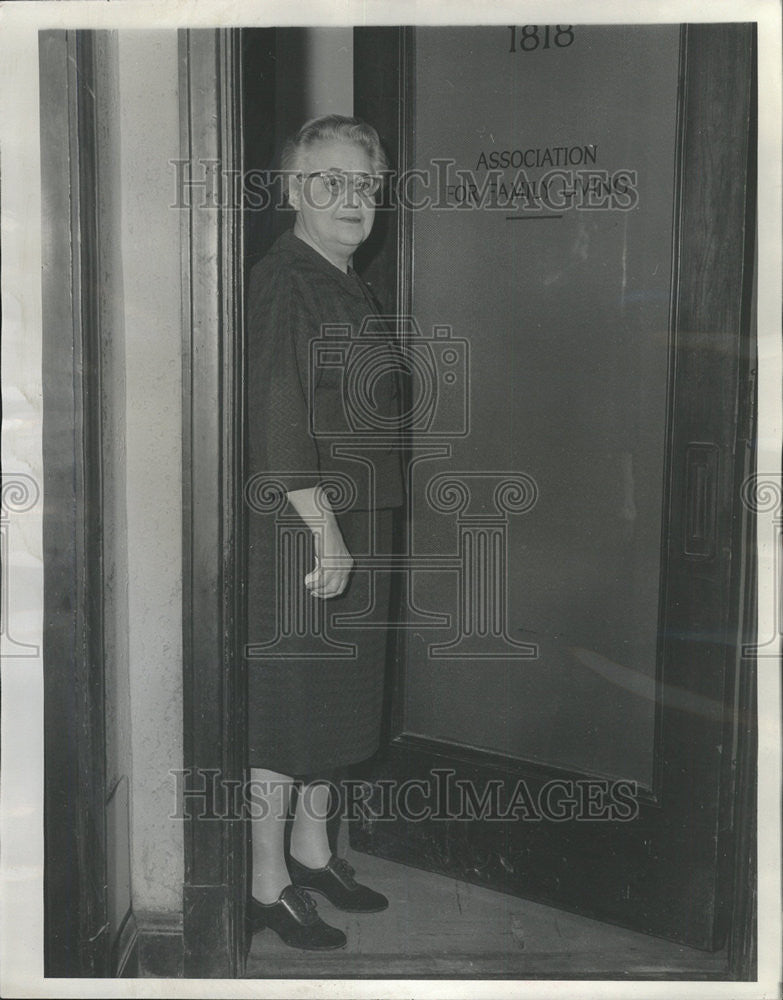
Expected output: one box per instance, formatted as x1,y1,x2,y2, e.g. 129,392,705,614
245,835,730,980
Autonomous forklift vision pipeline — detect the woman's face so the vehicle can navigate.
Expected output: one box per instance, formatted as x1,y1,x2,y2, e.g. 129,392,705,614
289,139,377,267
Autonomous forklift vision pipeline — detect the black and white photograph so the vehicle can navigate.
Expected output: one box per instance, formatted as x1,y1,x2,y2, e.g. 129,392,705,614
1,1,781,996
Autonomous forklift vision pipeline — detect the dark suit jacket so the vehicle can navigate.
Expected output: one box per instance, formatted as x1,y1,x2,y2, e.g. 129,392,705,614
246,228,404,513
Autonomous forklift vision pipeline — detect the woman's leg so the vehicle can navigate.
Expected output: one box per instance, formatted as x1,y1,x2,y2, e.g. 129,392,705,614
290,781,333,868
287,778,388,913
249,766,295,903
247,769,348,950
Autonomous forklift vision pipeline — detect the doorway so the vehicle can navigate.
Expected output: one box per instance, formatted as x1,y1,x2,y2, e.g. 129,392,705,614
179,22,757,978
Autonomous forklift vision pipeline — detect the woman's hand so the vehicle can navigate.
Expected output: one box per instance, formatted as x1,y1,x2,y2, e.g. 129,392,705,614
285,486,354,599
305,523,354,599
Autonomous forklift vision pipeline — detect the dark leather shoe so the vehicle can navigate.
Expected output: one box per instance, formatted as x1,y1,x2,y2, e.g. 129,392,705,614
247,885,347,950
288,854,389,913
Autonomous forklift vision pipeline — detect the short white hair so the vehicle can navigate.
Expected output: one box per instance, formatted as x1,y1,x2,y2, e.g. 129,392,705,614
280,114,388,176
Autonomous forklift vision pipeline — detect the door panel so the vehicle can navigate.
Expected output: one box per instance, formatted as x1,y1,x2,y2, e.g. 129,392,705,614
353,23,756,951
402,25,677,787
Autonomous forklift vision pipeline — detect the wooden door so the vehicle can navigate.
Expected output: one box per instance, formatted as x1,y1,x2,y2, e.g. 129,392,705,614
352,23,756,954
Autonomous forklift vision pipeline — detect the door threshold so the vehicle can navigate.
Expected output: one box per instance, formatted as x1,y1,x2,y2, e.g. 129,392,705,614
244,845,729,980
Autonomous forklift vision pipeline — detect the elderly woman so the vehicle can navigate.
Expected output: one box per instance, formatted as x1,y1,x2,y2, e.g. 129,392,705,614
245,115,404,950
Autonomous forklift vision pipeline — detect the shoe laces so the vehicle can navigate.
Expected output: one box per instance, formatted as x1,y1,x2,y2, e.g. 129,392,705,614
331,857,358,888
288,886,319,922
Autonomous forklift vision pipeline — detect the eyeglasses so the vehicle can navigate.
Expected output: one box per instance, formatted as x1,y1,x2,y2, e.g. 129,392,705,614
298,170,382,197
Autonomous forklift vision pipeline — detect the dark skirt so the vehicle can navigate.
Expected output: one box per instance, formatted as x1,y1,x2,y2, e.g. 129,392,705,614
246,507,393,777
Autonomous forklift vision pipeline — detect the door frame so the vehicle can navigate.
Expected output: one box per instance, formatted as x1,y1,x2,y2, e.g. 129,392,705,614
40,29,112,979
179,28,247,979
